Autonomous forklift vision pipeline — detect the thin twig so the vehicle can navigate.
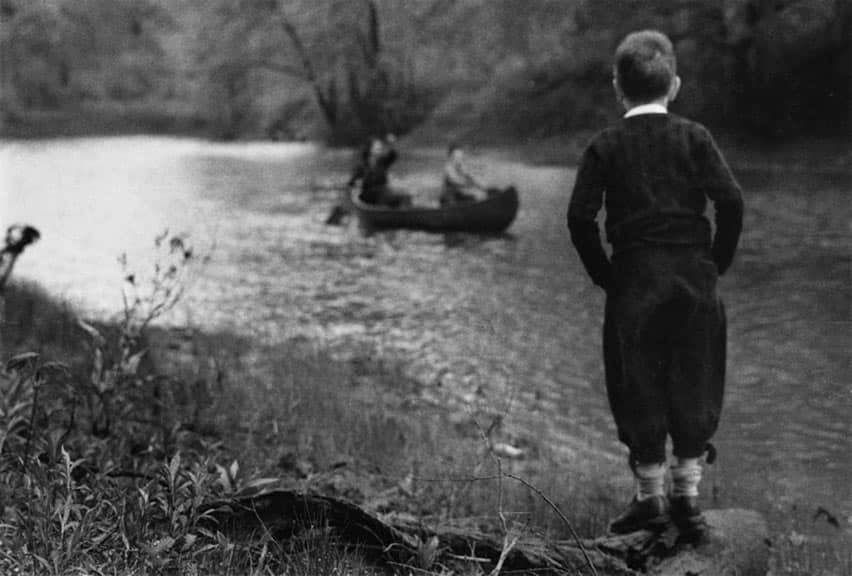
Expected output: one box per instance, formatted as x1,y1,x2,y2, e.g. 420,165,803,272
386,561,445,575
469,408,598,576
445,552,490,563
471,412,507,531
491,531,522,576
505,473,598,576
471,411,531,576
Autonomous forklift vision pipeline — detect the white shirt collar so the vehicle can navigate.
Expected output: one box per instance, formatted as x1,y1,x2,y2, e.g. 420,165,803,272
624,103,668,118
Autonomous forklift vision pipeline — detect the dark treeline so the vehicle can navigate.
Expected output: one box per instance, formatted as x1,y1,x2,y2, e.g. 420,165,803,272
0,0,848,143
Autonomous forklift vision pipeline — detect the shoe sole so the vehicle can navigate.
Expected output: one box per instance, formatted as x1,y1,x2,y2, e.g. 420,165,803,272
608,513,670,535
673,516,708,542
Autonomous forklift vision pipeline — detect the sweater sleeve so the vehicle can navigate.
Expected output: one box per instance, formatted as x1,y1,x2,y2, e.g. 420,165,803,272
699,130,744,275
383,149,398,169
568,143,610,290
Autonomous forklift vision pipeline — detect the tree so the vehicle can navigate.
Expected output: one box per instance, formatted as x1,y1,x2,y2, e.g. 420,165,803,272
0,1,69,108
0,0,175,110
725,0,850,135
197,0,438,143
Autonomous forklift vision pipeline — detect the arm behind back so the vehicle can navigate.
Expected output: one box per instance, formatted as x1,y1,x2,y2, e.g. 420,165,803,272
698,129,744,275
568,142,611,290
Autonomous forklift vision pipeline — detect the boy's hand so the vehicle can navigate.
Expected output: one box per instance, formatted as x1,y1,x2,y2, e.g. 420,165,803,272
599,263,613,292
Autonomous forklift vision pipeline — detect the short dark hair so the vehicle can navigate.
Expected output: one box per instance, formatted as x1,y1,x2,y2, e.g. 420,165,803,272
614,30,676,103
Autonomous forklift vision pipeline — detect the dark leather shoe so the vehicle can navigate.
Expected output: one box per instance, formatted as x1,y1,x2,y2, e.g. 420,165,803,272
670,495,707,542
608,495,669,534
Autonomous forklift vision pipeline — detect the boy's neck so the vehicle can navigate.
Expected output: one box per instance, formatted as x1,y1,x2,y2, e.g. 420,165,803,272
623,96,669,117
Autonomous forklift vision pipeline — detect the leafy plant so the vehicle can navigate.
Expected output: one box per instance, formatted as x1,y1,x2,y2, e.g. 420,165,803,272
118,230,198,344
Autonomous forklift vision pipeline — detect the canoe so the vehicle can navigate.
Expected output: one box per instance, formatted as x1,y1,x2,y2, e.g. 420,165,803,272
350,186,519,233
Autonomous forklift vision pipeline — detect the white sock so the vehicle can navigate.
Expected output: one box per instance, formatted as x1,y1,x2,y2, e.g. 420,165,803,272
635,462,666,501
671,457,702,498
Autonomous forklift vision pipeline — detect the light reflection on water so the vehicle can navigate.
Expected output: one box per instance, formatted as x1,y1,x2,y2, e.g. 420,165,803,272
1,136,849,516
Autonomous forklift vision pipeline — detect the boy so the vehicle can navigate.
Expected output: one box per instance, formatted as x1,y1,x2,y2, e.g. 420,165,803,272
441,143,486,206
348,136,411,208
567,30,743,539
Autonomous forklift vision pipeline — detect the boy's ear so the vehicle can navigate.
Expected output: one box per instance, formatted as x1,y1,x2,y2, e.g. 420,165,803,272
612,74,624,102
669,76,682,103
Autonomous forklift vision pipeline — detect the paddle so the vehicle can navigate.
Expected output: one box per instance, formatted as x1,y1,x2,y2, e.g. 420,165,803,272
325,184,355,226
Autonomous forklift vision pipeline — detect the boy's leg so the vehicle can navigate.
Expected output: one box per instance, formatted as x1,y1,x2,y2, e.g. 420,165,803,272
670,457,702,498
667,262,725,461
669,456,707,540
608,461,669,534
604,252,674,533
603,267,670,467
667,257,727,538
635,461,667,500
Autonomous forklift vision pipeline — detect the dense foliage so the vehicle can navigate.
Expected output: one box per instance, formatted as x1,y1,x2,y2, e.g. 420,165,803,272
0,0,848,141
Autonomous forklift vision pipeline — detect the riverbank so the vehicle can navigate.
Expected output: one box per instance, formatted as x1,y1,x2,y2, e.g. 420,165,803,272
473,133,852,175
2,275,849,574
2,136,849,574
1,279,631,574
3,105,849,176
0,101,209,140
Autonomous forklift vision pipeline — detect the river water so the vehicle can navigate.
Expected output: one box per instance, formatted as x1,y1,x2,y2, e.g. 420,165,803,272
1,136,849,519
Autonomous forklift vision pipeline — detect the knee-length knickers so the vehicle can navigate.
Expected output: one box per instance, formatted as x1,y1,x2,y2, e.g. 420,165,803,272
603,246,726,465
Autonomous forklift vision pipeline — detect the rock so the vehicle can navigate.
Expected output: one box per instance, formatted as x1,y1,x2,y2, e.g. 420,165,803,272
591,508,769,575
650,509,769,576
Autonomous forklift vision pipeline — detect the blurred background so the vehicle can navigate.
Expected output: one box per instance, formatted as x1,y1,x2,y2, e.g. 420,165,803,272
1,0,849,143
0,2,850,574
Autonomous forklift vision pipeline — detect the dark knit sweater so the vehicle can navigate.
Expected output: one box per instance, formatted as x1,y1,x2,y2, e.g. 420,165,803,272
567,113,743,289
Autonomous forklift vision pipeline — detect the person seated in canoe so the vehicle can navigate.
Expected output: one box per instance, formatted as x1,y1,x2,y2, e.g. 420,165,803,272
440,143,488,206
348,135,412,208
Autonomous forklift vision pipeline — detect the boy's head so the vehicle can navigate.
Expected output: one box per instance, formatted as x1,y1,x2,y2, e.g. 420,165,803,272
369,137,385,157
613,30,679,106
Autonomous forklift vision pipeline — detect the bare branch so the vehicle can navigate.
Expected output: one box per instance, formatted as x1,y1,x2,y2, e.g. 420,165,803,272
364,0,380,68
274,12,336,122
243,59,309,80
490,530,522,576
469,407,598,576
505,473,598,576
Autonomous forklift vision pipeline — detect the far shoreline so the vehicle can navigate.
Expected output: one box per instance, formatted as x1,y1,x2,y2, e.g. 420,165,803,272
3,105,849,175
0,102,210,141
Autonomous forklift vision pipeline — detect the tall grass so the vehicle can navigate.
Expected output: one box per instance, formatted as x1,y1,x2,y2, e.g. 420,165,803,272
0,281,389,575
1,280,82,358
2,274,849,575
0,276,614,574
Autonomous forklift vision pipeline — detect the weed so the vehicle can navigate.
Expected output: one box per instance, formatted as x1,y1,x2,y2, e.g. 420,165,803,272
1,228,849,575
